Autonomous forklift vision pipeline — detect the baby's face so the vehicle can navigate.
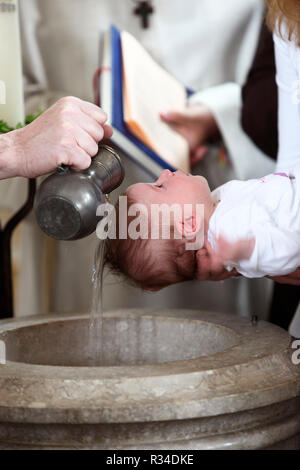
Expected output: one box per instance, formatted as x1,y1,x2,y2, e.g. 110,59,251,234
127,169,211,209
124,170,212,292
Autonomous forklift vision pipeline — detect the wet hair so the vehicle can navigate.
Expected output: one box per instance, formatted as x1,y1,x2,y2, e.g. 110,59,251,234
267,0,300,45
104,193,196,290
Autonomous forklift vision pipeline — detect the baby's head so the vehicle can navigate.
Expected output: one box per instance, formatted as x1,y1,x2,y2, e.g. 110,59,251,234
105,170,215,290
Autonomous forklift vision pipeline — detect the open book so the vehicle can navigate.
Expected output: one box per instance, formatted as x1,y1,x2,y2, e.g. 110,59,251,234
98,25,191,176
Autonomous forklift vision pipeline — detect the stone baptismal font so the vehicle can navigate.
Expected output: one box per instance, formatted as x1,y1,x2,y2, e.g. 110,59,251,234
0,308,299,449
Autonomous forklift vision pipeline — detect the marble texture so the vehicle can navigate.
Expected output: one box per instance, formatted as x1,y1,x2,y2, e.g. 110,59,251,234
0,309,299,449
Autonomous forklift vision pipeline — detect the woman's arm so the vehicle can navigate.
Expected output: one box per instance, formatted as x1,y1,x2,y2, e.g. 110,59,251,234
269,268,300,286
195,229,300,283
195,241,241,282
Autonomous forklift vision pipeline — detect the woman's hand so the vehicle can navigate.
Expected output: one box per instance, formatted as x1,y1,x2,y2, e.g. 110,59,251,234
195,239,300,286
195,235,255,282
195,240,240,281
269,268,300,286
160,104,219,166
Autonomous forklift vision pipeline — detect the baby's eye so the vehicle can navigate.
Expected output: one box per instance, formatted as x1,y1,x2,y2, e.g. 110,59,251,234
156,184,163,188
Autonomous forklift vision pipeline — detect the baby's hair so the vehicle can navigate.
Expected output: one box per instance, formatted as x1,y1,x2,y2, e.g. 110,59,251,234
104,192,196,290
104,202,152,289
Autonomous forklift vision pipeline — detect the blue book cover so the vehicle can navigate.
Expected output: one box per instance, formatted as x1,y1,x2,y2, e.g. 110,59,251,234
110,25,175,171
108,25,193,174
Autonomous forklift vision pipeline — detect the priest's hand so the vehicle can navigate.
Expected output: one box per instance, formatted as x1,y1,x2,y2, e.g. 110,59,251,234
160,104,219,166
0,96,113,179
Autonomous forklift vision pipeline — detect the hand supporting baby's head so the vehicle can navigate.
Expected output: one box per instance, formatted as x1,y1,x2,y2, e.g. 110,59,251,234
104,170,216,291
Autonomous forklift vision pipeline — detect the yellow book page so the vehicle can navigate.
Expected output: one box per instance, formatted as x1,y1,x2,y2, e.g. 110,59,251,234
121,31,190,173
123,73,153,148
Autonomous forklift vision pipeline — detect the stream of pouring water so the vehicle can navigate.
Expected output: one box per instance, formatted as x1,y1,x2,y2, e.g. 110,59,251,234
88,196,112,366
89,240,106,366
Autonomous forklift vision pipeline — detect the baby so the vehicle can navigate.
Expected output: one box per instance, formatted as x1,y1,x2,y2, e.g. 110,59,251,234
105,165,300,291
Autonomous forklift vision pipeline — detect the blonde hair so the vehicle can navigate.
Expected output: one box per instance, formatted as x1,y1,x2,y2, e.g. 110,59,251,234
267,0,300,45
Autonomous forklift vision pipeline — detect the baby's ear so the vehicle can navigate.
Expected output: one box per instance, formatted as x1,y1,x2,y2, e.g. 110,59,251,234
174,214,202,240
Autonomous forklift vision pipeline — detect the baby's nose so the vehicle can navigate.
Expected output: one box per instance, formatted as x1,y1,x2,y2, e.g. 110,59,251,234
158,169,173,183
175,169,188,176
